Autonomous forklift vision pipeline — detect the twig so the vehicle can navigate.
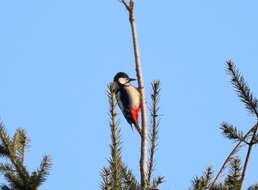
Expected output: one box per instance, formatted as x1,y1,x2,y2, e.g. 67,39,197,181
147,81,160,187
121,1,148,189
239,123,258,190
209,123,257,188
227,61,258,118
223,61,258,189
121,0,130,11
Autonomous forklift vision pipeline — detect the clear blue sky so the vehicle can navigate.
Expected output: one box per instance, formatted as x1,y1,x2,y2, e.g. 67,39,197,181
0,0,258,189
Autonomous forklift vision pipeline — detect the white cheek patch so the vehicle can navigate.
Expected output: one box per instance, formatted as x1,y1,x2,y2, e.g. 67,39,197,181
118,77,128,85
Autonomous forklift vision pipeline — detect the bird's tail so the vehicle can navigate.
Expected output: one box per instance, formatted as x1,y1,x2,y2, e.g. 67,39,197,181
134,122,142,136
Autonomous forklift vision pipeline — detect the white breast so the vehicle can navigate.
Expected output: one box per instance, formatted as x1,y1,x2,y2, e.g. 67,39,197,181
125,85,140,108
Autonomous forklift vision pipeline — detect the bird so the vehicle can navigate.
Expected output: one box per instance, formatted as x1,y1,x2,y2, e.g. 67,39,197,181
113,72,142,135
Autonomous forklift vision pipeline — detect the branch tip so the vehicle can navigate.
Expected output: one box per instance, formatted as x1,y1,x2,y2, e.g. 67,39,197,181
121,0,130,11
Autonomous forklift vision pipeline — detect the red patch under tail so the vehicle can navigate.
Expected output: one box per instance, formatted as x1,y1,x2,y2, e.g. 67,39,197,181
131,107,141,125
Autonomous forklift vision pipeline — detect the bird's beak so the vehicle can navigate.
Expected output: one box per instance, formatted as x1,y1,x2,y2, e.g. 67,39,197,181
129,78,136,82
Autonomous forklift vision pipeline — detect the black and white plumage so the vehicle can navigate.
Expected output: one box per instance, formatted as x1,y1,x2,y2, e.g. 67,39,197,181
113,72,141,134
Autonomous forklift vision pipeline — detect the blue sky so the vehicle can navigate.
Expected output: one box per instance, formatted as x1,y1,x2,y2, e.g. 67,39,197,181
0,0,258,189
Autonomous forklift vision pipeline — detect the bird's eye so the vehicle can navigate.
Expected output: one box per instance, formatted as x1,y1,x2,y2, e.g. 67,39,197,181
118,77,128,85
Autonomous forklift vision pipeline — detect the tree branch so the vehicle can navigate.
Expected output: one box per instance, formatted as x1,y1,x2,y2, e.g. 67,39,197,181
209,123,258,188
108,83,123,189
226,60,258,117
147,81,160,187
239,123,258,190
121,0,130,11
121,1,148,189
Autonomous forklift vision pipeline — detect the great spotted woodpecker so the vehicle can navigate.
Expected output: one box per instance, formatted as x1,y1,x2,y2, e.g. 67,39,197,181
113,72,141,135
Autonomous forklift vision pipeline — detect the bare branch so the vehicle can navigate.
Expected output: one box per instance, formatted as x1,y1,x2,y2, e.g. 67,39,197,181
121,0,130,12
121,0,148,189
210,123,258,188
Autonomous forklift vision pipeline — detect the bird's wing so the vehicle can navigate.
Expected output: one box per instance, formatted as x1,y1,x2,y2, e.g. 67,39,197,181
116,88,133,125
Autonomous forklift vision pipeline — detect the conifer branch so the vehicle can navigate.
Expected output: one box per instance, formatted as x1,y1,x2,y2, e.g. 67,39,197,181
101,167,111,190
147,81,160,188
150,176,164,190
209,183,225,190
108,83,123,189
102,84,141,190
121,1,148,189
121,165,140,190
0,122,51,190
248,183,258,190
211,62,258,189
0,185,12,190
224,157,241,189
226,61,258,189
0,126,30,184
190,167,212,190
29,155,51,189
226,60,258,117
1,168,23,190
0,123,12,151
0,145,9,158
0,163,23,189
12,128,28,164
210,121,258,188
220,122,245,143
239,123,258,190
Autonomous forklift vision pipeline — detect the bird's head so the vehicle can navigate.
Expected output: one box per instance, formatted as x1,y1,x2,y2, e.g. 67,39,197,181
113,72,136,88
